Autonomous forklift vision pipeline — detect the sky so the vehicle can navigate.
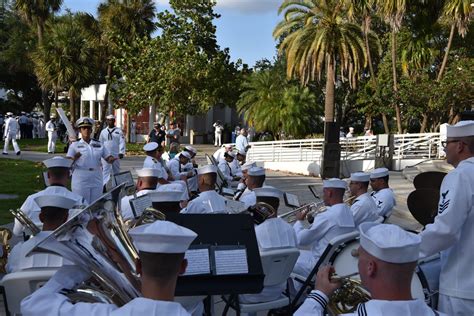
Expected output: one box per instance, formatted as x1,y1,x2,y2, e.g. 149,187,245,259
62,0,284,67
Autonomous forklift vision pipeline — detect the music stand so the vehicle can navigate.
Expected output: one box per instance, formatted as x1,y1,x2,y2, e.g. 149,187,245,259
284,193,300,208
129,194,153,218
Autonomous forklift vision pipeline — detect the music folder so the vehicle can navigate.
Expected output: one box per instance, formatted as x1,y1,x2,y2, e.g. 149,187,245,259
166,213,264,296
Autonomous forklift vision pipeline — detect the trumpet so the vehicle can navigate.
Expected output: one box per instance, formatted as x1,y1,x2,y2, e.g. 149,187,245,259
10,209,41,236
278,201,325,221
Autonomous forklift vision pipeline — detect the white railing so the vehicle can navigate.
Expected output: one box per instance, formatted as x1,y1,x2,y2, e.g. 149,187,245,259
246,133,441,163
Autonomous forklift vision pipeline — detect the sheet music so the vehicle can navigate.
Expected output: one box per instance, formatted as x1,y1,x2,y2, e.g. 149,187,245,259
130,195,152,217
225,200,246,214
184,248,211,275
115,172,134,187
214,248,248,275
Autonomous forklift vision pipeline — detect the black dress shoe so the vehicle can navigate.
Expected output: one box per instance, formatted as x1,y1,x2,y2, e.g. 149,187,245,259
16,151,20,155
2,152,7,155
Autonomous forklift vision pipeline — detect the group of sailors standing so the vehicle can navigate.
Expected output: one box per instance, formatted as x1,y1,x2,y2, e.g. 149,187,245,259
2,117,474,316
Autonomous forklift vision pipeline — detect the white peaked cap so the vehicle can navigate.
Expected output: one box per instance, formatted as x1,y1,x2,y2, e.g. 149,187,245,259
143,142,158,152
323,178,347,189
106,114,115,120
136,168,160,178
129,220,197,253
446,120,474,138
75,117,94,127
149,191,183,202
43,156,72,169
359,223,421,263
350,172,370,182
241,161,256,171
184,145,197,154
197,165,217,175
248,167,265,176
34,195,77,209
370,168,389,179
6,112,13,116
180,151,192,159
254,186,283,199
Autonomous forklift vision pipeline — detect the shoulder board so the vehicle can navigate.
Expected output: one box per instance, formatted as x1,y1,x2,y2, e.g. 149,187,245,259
152,158,158,163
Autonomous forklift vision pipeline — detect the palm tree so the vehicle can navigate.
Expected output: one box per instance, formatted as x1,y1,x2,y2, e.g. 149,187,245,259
15,0,63,119
274,0,369,128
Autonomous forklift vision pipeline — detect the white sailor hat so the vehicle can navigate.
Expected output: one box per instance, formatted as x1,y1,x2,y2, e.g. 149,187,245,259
136,168,160,178
323,178,347,189
149,191,183,202
76,117,94,128
359,222,421,263
350,172,370,182
370,168,389,179
43,156,73,169
106,114,115,120
224,144,233,148
6,112,13,116
129,220,197,253
224,151,236,158
254,186,283,199
241,161,256,171
248,167,265,177
34,195,77,210
197,165,217,175
156,183,188,200
50,114,56,119
237,150,246,156
180,151,192,160
184,145,197,154
143,142,158,152
446,120,474,138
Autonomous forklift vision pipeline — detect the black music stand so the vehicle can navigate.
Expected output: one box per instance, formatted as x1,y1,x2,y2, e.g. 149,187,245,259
165,213,264,297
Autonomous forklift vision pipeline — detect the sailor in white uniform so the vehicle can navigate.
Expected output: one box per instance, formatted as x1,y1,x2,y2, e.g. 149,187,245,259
21,220,196,316
218,151,239,185
295,223,445,316
348,172,380,227
182,146,198,193
2,112,21,155
293,178,356,278
7,195,76,273
240,187,298,304
67,117,115,203
45,115,58,154
369,168,396,219
168,151,195,186
13,156,86,236
235,161,256,193
235,128,251,154
120,168,160,221
419,120,474,315
99,114,126,185
213,144,233,162
181,165,227,214
238,167,266,208
213,120,224,147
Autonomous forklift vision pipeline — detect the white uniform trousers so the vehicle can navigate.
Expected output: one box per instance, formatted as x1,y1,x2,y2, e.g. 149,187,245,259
214,131,222,146
102,157,120,185
293,249,316,279
71,169,103,204
47,131,57,153
3,132,20,154
439,294,474,316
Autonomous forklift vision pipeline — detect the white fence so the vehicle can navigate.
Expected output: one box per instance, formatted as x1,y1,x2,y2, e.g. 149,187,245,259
247,133,442,164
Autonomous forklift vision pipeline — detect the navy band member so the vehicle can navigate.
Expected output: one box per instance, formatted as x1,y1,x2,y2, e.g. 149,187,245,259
239,167,266,208
420,120,474,315
45,115,58,154
21,220,196,315
369,168,396,218
99,114,126,185
295,223,445,315
67,117,115,203
349,172,380,227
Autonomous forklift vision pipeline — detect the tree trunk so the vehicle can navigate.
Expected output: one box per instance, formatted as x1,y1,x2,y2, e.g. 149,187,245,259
69,90,76,123
364,114,372,130
102,63,113,129
382,113,390,134
420,114,428,133
437,24,455,82
391,30,402,134
324,57,335,123
364,21,376,82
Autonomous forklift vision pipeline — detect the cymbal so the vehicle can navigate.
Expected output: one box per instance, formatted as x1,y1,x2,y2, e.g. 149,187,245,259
407,188,439,226
413,171,446,190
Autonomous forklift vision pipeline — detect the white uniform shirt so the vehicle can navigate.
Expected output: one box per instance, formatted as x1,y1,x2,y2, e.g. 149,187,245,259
182,162,197,192
239,189,256,208
99,127,125,157
230,159,243,178
218,160,233,183
235,134,249,153
168,156,189,180
120,189,155,221
181,190,227,214
13,185,86,236
4,117,19,135
143,156,165,178
350,193,380,227
45,120,57,134
295,290,444,316
212,148,227,162
371,188,396,218
240,218,298,304
6,231,68,273
420,157,474,300
67,139,110,188
213,123,223,133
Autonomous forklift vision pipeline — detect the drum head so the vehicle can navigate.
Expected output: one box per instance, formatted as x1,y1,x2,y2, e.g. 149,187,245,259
413,172,446,190
329,239,360,279
407,189,439,226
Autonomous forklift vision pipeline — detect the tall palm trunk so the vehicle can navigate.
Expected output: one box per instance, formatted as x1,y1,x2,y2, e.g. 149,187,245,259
437,24,455,82
382,113,390,133
102,63,113,128
391,30,402,133
324,57,335,123
37,22,51,120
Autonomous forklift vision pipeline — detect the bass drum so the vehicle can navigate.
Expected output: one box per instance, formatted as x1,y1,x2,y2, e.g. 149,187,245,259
328,237,436,307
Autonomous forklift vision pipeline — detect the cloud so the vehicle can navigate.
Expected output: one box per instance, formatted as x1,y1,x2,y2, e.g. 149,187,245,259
154,0,280,14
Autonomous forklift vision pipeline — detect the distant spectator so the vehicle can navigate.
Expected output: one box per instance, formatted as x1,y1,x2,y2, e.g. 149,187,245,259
213,120,224,147
232,124,241,143
247,126,256,142
148,122,166,146
364,128,374,136
346,127,355,138
166,121,181,145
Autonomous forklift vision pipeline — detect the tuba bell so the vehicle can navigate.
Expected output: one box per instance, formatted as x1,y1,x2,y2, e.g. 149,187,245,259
328,276,371,314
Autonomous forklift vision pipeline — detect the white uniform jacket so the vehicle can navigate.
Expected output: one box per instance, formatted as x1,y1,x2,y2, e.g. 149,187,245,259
218,160,233,183
235,134,249,153
212,148,227,162
7,231,68,273
143,156,165,179
45,120,57,136
230,159,243,178
120,189,155,221
13,185,86,236
370,188,396,218
294,290,445,316
181,190,227,214
21,266,190,316
240,218,298,304
168,156,190,180
420,157,474,300
350,193,380,227
4,117,19,136
99,127,125,158
67,138,110,188
239,189,256,208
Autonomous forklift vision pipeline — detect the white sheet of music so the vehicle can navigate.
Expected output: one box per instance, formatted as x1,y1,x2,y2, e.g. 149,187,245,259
130,195,152,217
214,248,248,275
184,248,211,275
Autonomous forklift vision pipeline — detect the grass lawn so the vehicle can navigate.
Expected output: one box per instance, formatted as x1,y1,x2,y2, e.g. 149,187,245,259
0,159,45,225
14,138,67,153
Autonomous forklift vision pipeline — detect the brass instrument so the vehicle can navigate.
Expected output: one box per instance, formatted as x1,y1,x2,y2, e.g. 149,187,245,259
10,209,41,236
328,275,371,314
247,202,277,225
128,207,166,230
0,227,12,273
